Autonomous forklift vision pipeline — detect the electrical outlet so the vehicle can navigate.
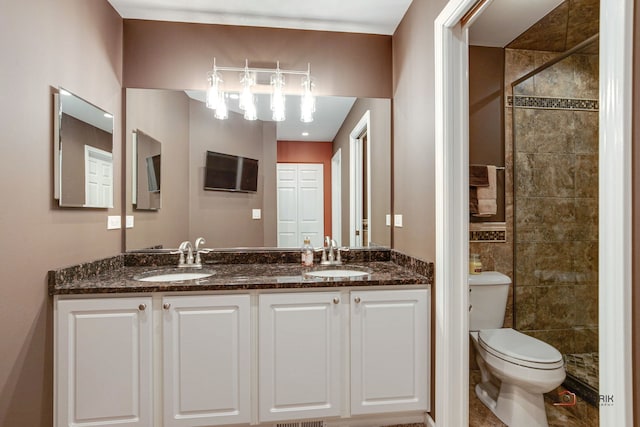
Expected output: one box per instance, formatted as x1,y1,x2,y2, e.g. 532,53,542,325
126,216,134,229
394,214,403,228
385,214,391,226
107,215,121,230
252,209,261,220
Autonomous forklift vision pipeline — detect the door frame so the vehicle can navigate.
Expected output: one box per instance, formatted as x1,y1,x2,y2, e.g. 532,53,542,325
349,110,372,247
332,149,342,246
434,1,633,426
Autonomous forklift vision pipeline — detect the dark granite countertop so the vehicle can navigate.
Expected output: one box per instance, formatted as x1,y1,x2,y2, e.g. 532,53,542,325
50,261,429,295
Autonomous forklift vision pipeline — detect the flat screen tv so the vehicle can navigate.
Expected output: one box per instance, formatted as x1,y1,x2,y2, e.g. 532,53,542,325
146,154,161,193
204,151,259,193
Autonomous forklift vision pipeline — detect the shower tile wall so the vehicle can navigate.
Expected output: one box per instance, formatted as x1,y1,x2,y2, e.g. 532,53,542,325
508,48,599,355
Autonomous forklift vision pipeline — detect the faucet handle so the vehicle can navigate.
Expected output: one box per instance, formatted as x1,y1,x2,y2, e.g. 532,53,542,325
194,237,206,251
336,247,349,263
171,249,186,266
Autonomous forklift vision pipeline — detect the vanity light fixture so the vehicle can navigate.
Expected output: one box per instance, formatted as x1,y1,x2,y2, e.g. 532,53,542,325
205,58,315,123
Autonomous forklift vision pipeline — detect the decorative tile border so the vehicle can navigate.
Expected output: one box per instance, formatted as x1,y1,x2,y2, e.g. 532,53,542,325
470,222,507,242
470,230,506,242
507,95,598,111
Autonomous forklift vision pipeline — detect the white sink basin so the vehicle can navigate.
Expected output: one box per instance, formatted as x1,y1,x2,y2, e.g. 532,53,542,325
135,270,215,282
306,269,370,278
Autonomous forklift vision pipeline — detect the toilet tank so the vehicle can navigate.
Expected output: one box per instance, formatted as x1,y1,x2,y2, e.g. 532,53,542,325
469,271,511,331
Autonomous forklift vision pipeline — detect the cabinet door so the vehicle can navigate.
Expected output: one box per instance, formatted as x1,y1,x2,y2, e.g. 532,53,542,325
163,294,250,427
350,289,429,415
259,292,342,422
55,297,152,427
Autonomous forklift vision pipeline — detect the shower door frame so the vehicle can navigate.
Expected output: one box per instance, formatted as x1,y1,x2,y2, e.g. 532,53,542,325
434,1,634,427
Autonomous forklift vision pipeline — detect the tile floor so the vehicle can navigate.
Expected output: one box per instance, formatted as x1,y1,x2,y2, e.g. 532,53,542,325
469,370,599,427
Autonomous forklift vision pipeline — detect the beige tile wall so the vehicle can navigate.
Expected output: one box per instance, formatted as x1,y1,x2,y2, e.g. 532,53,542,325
509,48,599,355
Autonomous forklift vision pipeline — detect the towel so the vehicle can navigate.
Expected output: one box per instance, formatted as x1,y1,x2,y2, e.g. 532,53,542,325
473,165,497,217
469,165,489,187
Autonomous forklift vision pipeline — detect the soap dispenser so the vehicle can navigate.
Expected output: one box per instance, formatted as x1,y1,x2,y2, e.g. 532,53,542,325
301,237,314,266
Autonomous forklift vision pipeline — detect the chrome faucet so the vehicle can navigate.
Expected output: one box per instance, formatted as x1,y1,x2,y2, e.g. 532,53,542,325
194,237,209,268
177,241,194,267
176,238,210,268
320,236,346,265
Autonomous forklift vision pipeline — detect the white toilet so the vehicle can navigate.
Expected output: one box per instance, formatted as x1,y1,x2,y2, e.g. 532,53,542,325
469,271,565,427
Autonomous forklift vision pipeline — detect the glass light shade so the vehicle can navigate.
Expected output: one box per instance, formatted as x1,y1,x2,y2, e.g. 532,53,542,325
238,71,255,111
243,98,257,120
300,76,315,123
214,93,228,120
206,71,222,110
270,73,286,122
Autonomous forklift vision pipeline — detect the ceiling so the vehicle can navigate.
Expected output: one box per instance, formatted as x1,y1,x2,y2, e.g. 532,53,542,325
107,0,413,35
109,0,567,141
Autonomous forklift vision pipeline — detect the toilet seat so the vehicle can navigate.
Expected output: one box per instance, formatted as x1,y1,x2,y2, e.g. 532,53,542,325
478,328,564,370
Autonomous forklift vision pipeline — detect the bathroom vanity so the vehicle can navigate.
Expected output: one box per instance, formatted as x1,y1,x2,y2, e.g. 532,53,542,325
50,249,431,427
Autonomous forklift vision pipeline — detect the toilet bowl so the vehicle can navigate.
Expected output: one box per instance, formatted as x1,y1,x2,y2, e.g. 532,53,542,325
469,272,566,427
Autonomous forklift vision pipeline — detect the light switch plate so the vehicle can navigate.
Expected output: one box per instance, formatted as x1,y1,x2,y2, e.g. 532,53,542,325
126,216,134,229
107,215,121,230
252,209,261,220
386,214,391,226
394,214,403,228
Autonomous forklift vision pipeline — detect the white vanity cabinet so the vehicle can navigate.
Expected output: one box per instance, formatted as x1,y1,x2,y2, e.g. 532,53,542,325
162,294,251,427
350,289,429,415
55,297,153,427
55,286,429,427
258,291,343,422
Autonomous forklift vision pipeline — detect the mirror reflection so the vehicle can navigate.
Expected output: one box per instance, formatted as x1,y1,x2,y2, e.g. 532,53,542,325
133,130,162,211
54,88,114,208
125,88,390,250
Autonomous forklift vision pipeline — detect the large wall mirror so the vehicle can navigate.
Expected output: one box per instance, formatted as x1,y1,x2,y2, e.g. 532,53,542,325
53,88,114,208
124,88,390,250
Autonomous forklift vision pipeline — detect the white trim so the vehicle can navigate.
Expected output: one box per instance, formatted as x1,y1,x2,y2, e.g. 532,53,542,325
434,1,475,426
599,0,634,425
331,149,342,246
349,111,372,247
426,414,436,427
132,130,138,205
437,1,633,426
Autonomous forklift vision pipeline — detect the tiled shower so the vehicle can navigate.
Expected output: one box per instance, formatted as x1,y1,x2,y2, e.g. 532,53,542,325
510,40,599,405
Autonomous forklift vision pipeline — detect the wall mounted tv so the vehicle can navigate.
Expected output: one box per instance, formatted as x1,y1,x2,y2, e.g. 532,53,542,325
204,150,259,193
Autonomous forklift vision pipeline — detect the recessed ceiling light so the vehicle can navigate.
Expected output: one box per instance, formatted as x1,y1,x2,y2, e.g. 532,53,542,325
229,93,239,100
302,132,309,136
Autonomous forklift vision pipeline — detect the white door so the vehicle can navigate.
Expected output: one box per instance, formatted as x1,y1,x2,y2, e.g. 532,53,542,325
350,289,429,415
259,292,342,422
163,295,250,427
277,163,324,248
84,145,113,208
55,297,153,427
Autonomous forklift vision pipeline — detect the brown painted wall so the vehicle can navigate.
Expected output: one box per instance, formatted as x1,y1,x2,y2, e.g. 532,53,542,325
469,46,506,223
392,0,448,262
633,2,640,424
0,0,122,425
123,20,392,98
392,0,449,419
125,89,190,250
277,140,333,237
188,100,276,247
